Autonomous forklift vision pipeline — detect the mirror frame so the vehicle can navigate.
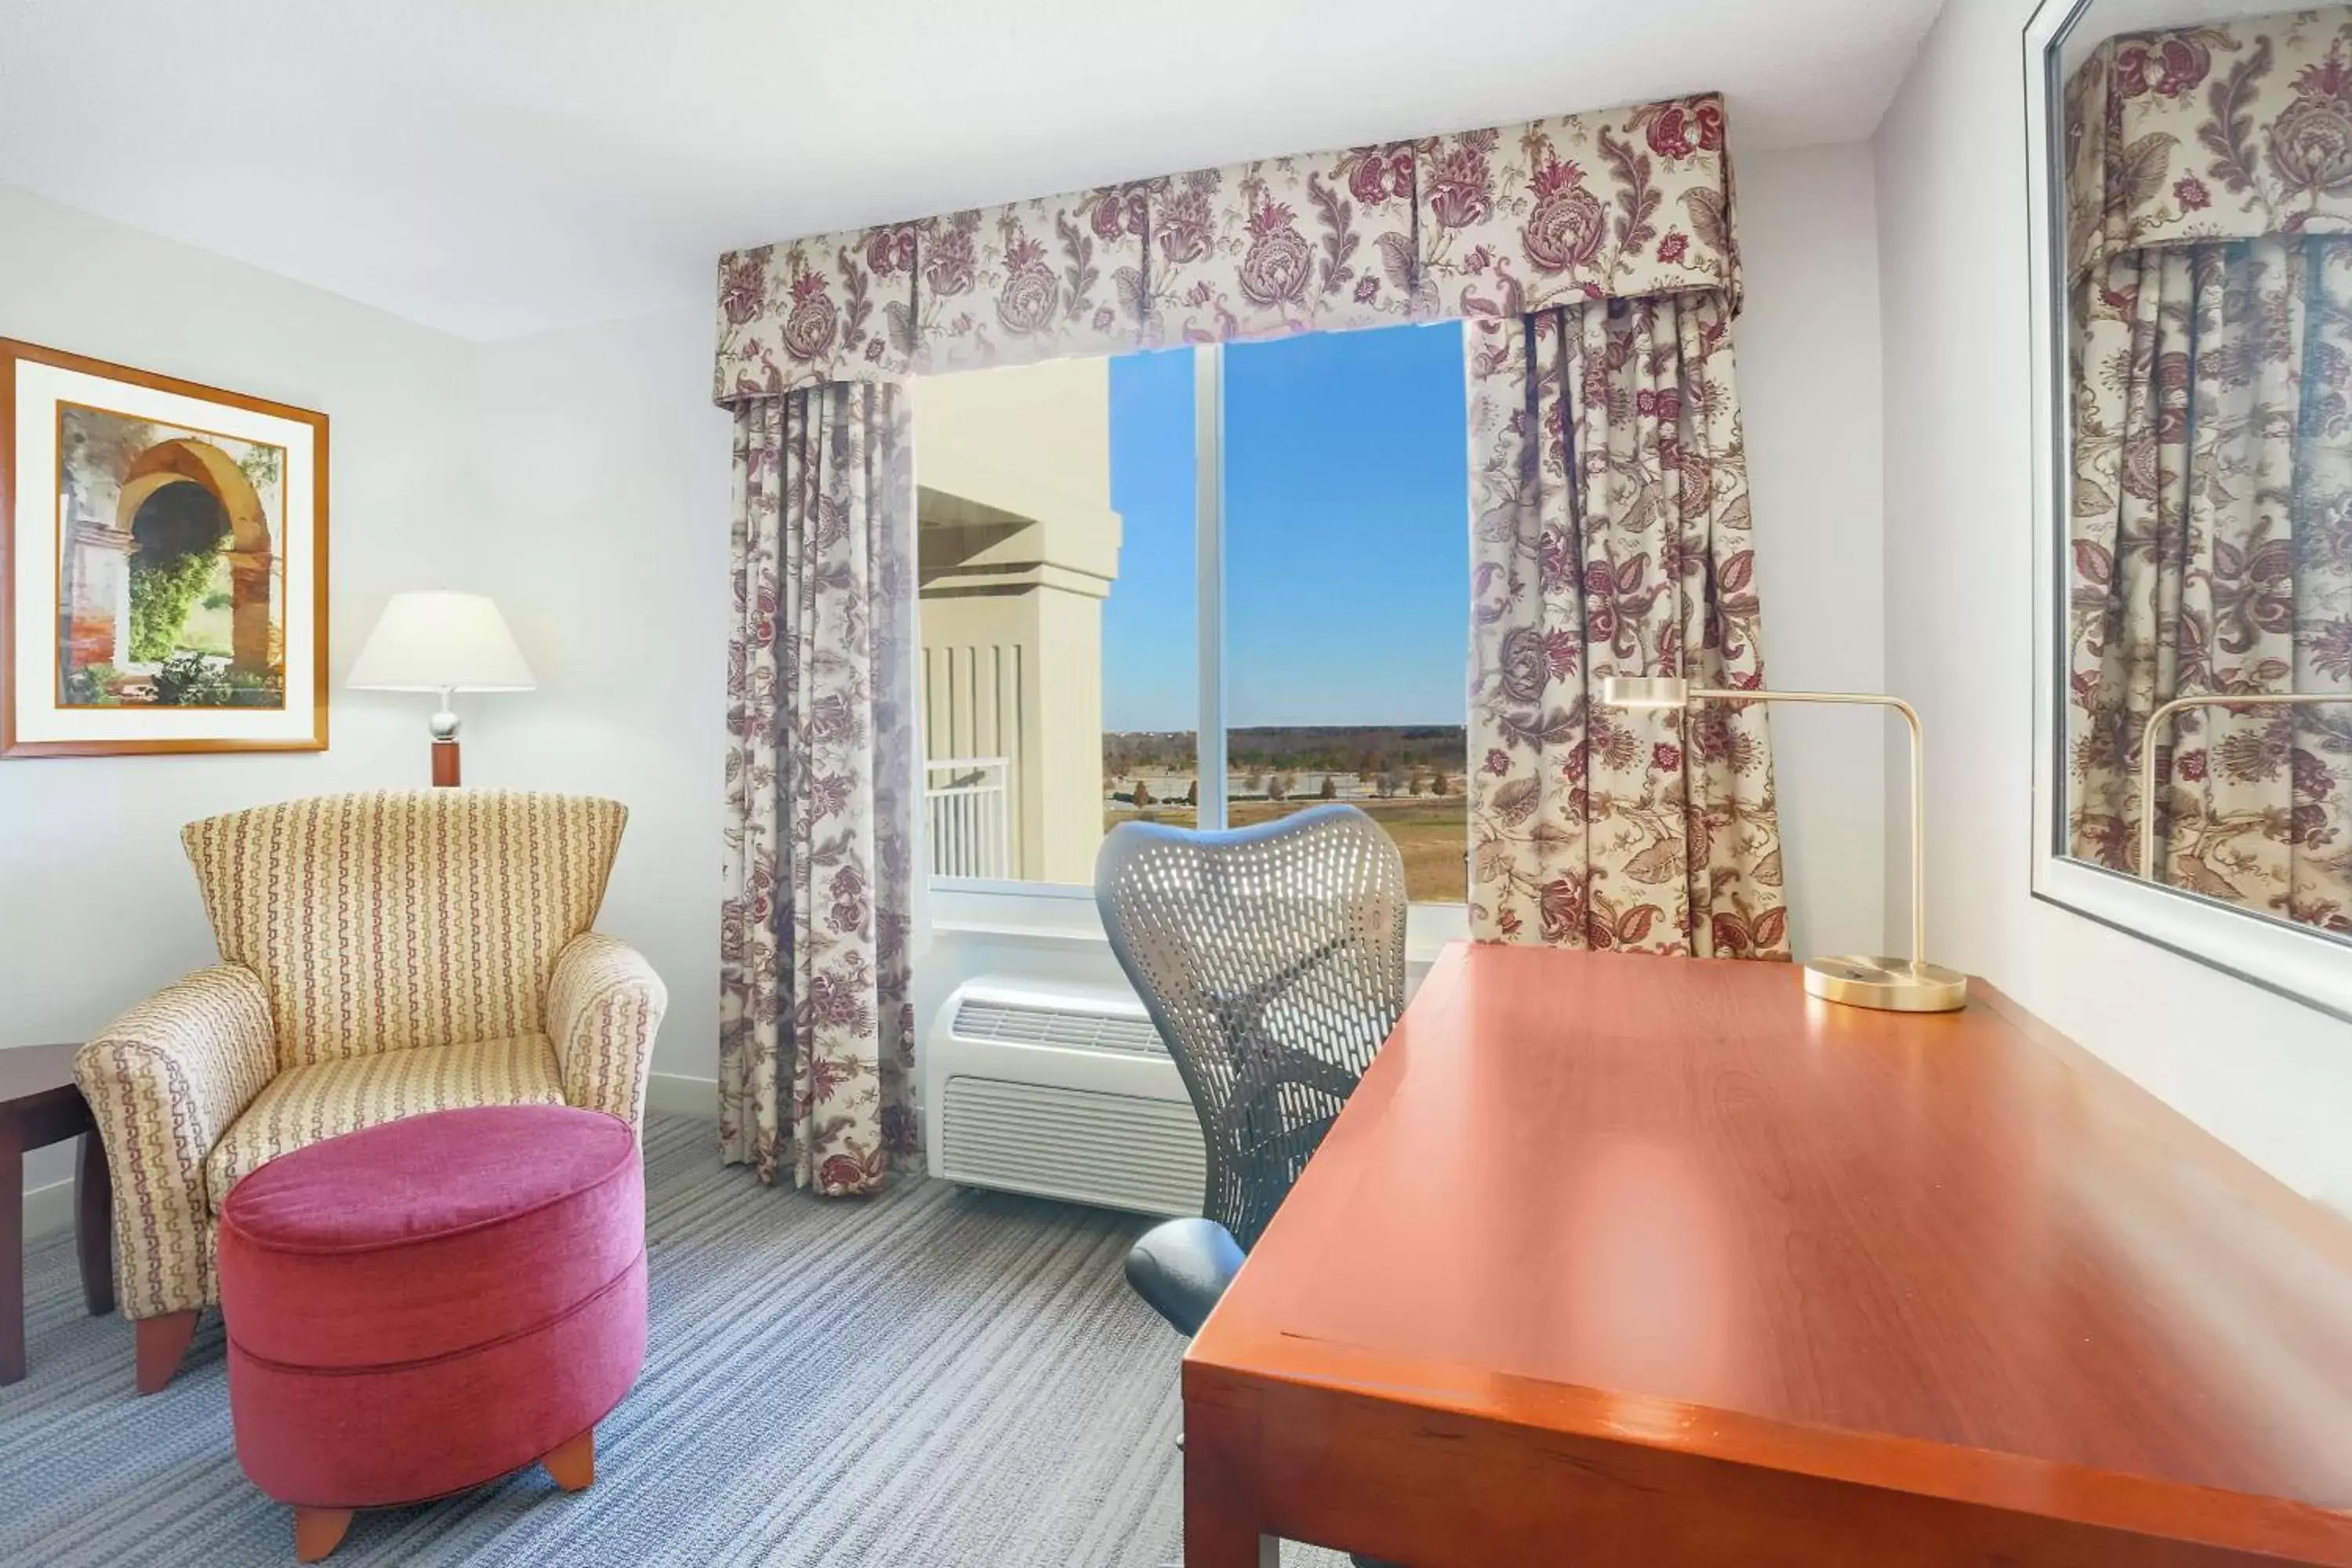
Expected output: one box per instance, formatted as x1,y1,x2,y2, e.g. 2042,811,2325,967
2024,0,2352,1023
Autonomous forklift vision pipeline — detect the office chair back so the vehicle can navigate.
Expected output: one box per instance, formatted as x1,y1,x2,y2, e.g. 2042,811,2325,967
1096,804,1407,1249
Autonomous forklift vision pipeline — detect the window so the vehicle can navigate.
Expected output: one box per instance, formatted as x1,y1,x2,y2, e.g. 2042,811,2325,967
915,321,1468,904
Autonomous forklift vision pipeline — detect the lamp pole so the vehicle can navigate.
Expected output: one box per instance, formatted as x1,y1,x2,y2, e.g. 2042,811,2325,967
430,685,461,787
1601,677,1965,1013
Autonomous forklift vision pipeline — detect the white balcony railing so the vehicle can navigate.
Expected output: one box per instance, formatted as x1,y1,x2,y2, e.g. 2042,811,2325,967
925,756,1011,880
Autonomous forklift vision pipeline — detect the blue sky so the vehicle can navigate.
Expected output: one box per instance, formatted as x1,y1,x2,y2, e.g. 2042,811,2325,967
1103,321,1469,731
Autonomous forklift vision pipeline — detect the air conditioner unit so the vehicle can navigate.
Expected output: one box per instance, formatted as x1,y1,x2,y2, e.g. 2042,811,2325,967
926,976,1206,1218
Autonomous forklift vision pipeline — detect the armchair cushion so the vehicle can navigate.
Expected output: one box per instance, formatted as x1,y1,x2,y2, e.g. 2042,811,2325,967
75,966,278,1320
203,1034,566,1203
181,791,626,1066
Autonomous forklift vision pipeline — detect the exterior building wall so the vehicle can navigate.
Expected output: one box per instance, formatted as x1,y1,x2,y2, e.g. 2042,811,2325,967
913,356,1114,509
913,357,1120,884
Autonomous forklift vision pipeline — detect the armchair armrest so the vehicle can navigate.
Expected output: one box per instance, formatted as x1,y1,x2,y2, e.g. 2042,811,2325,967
546,933,667,1128
73,965,276,1319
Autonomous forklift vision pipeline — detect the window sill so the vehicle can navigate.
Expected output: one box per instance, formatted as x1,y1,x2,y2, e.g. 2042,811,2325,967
926,880,1468,967
926,916,1111,953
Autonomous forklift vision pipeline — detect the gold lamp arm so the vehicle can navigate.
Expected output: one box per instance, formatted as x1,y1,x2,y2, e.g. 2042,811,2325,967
1596,673,1961,1010
2137,693,2352,882
1690,689,1926,971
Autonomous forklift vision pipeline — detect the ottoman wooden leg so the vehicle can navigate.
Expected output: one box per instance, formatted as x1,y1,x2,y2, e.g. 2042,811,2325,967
134,1309,201,1394
292,1507,351,1563
542,1426,595,1492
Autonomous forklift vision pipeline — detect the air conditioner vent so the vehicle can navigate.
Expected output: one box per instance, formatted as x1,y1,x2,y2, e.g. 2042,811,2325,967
953,999,1167,1056
941,1076,1204,1218
927,976,1199,1218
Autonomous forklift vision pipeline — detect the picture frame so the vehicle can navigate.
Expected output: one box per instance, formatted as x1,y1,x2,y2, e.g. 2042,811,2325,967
2,339,328,757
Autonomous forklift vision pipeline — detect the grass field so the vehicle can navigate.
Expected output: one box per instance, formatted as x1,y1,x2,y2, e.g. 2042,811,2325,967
1106,797,1468,904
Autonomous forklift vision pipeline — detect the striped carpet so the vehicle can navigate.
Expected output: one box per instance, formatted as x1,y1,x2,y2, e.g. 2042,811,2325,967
0,1114,1347,1566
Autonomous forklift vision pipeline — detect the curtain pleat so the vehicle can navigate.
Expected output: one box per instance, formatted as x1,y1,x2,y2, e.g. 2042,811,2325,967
1465,292,1789,957
720,383,920,1193
2067,236,2352,931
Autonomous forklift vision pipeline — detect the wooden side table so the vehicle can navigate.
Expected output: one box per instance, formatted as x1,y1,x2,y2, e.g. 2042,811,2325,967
2,1044,113,1385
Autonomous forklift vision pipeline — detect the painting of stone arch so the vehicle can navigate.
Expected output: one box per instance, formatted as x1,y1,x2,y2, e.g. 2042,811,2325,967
57,403,288,709
5,338,327,757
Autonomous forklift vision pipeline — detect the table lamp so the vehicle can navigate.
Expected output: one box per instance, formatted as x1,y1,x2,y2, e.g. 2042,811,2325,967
348,591,535,787
1600,676,1968,1013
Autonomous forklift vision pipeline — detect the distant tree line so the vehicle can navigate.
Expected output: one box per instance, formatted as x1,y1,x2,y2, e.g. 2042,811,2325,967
1105,725,1466,780
1109,767,1455,805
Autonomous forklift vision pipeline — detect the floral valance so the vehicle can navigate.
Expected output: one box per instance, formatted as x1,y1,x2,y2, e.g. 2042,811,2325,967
713,95,1739,405
2066,6,2352,282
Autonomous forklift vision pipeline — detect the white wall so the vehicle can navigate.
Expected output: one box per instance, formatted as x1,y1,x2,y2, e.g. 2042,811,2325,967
0,186,463,1203
1733,143,1889,961
460,310,735,1082
0,189,728,1221
1875,0,2352,1211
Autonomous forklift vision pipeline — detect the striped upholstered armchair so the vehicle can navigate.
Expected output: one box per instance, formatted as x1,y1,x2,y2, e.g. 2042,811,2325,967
74,790,666,1392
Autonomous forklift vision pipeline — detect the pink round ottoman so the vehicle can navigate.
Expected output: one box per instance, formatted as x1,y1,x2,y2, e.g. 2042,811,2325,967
217,1104,646,1563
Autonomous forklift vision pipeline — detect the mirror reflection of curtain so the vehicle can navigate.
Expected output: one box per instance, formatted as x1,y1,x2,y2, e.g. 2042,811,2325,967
2063,10,2352,933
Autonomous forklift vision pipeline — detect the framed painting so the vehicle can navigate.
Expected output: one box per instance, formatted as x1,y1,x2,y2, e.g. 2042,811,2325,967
2,339,328,756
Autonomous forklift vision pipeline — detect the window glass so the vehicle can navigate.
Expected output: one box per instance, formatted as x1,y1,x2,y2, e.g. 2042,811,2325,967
1221,322,1470,903
916,325,1469,906
914,350,1194,884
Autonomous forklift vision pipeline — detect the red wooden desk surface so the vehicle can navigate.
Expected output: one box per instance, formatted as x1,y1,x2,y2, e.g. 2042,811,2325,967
1182,942,2352,1566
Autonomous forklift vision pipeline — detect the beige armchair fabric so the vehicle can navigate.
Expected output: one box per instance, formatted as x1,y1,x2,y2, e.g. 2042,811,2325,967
75,791,666,1326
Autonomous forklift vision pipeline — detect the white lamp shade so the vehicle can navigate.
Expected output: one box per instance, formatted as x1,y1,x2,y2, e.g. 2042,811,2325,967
348,591,537,693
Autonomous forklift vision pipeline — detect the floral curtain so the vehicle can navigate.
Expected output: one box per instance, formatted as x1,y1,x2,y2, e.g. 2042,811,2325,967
1464,292,1788,957
720,383,920,1194
712,96,1741,405
2065,237,2352,931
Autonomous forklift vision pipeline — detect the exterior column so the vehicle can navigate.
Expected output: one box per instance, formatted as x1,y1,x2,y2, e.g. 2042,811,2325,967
64,523,133,683
913,358,1123,885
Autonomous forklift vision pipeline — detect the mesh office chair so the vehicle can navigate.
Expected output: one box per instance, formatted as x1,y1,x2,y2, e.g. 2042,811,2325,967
1096,803,1408,1338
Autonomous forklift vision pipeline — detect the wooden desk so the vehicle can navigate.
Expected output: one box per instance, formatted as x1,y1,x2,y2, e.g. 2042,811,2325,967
1183,943,2352,1566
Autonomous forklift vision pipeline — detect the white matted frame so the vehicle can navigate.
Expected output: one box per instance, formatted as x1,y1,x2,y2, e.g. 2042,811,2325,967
2024,0,2352,1022
2,339,328,757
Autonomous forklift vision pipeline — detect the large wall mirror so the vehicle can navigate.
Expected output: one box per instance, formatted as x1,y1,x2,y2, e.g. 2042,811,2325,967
2028,0,2352,1018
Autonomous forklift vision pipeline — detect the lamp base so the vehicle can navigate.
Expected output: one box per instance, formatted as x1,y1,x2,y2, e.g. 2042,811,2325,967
1802,955,1969,1013
430,737,460,788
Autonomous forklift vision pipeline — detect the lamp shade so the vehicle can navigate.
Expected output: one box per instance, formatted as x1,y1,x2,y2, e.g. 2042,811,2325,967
348,592,536,693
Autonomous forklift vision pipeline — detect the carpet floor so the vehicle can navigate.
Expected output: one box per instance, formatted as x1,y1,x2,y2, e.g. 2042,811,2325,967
0,1114,1347,1566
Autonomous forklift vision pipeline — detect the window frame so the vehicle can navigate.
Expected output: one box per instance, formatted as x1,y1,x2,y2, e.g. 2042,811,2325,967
923,339,1469,924
2023,0,2352,1025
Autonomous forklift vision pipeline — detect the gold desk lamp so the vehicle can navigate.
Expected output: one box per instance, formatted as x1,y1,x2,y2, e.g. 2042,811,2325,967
2138,693,2352,881
1601,676,1968,1013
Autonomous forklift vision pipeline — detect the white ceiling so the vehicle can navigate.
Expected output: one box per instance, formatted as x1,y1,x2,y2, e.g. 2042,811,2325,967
0,0,1944,342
